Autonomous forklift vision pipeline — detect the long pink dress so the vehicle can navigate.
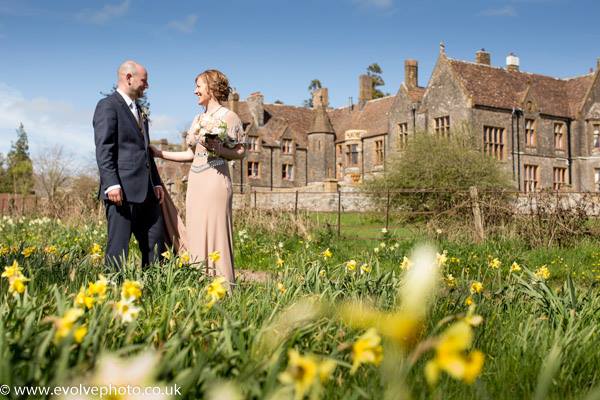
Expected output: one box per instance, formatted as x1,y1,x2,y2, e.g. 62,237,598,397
185,107,244,284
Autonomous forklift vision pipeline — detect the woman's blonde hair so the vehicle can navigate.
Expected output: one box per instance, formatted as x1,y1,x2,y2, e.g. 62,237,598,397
196,69,231,102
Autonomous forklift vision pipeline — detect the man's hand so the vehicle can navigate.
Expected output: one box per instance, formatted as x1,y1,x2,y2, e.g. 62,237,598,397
107,188,123,206
149,144,162,158
154,185,164,204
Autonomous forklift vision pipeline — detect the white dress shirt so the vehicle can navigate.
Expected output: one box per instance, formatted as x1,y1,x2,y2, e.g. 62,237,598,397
104,89,159,195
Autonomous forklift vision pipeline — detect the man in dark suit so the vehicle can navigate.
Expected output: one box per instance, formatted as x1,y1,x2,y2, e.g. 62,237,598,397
93,60,165,269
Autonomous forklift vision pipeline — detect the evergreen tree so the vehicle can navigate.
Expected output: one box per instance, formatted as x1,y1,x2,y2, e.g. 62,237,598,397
366,63,389,99
0,152,8,193
303,79,322,108
7,123,34,195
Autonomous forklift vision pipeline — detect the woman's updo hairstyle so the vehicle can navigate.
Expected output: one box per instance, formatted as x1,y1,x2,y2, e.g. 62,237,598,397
196,69,231,102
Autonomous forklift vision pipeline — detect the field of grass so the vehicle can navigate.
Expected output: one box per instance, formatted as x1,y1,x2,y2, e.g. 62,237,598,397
1,213,600,399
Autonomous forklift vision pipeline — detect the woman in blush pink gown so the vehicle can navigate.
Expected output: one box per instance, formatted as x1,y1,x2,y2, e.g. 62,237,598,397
151,69,246,286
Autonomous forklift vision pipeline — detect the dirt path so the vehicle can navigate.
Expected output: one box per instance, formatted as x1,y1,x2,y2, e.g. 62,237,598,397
236,269,271,283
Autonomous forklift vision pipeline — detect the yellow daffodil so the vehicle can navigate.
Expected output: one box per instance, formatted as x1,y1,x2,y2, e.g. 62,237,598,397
177,251,190,267
425,321,484,385
400,256,412,271
3,260,29,295
208,251,221,264
436,251,448,267
115,299,140,324
470,281,483,295
44,245,57,255
161,249,172,260
510,262,522,273
74,325,88,344
445,274,457,288
90,243,102,255
21,246,35,258
488,257,501,269
346,260,357,272
278,349,336,400
277,282,287,294
340,245,440,349
322,248,332,260
465,296,474,306
90,243,103,262
276,257,284,268
350,328,383,374
2,260,22,279
360,263,372,274
75,287,96,309
535,265,550,280
8,275,29,294
463,306,484,327
121,280,142,301
54,308,84,342
319,270,326,278
206,276,227,309
87,275,108,300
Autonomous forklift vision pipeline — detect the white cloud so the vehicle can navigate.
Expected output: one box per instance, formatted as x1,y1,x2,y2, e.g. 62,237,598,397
77,0,130,25
0,83,185,170
167,14,198,34
0,83,94,162
479,5,517,17
149,113,184,140
353,0,393,9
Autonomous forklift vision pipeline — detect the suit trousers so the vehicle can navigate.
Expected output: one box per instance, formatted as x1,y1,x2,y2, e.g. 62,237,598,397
104,188,165,269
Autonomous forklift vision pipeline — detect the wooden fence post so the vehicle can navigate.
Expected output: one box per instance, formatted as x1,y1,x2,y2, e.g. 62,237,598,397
385,189,390,230
337,190,341,237
294,190,299,217
469,186,485,242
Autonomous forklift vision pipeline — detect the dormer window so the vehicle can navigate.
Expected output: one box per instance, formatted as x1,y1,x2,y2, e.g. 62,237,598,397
282,139,293,154
593,123,600,149
248,137,260,152
525,119,536,148
554,123,565,150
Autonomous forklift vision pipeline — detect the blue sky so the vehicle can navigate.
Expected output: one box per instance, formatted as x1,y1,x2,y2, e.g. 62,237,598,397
0,0,599,166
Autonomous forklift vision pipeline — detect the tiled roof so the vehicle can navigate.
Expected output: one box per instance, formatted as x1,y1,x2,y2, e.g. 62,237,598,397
232,102,313,148
447,58,595,118
327,96,395,141
404,84,426,103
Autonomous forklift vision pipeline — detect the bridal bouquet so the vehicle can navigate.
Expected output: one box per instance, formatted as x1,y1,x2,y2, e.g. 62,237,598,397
187,114,238,149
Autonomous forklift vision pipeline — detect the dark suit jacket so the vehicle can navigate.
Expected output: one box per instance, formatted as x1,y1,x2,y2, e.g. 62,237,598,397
93,91,162,203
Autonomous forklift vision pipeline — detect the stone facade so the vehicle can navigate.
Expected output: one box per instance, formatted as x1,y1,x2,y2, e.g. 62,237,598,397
154,46,600,195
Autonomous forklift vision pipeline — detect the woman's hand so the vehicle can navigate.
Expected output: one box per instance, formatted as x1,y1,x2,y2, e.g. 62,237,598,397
204,138,222,154
149,144,163,158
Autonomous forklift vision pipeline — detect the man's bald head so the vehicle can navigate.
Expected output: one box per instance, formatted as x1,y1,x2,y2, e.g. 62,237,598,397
116,60,148,100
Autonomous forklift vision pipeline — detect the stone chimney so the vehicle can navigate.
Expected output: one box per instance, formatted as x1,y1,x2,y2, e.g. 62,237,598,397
228,90,239,115
359,75,373,105
312,88,329,109
404,59,418,88
476,49,491,65
506,53,520,72
247,92,264,127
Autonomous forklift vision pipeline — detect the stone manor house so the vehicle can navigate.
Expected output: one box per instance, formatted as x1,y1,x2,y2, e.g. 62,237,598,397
155,45,600,194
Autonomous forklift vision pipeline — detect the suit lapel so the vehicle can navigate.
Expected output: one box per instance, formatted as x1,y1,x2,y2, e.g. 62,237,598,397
112,92,145,139
138,107,149,148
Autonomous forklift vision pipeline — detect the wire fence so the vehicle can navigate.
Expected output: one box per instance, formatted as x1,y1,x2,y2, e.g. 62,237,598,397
4,188,600,243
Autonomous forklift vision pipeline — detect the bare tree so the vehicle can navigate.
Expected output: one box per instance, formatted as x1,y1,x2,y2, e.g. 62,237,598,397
34,145,74,201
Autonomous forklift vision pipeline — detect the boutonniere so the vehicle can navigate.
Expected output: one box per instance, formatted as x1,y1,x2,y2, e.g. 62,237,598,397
139,105,150,123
